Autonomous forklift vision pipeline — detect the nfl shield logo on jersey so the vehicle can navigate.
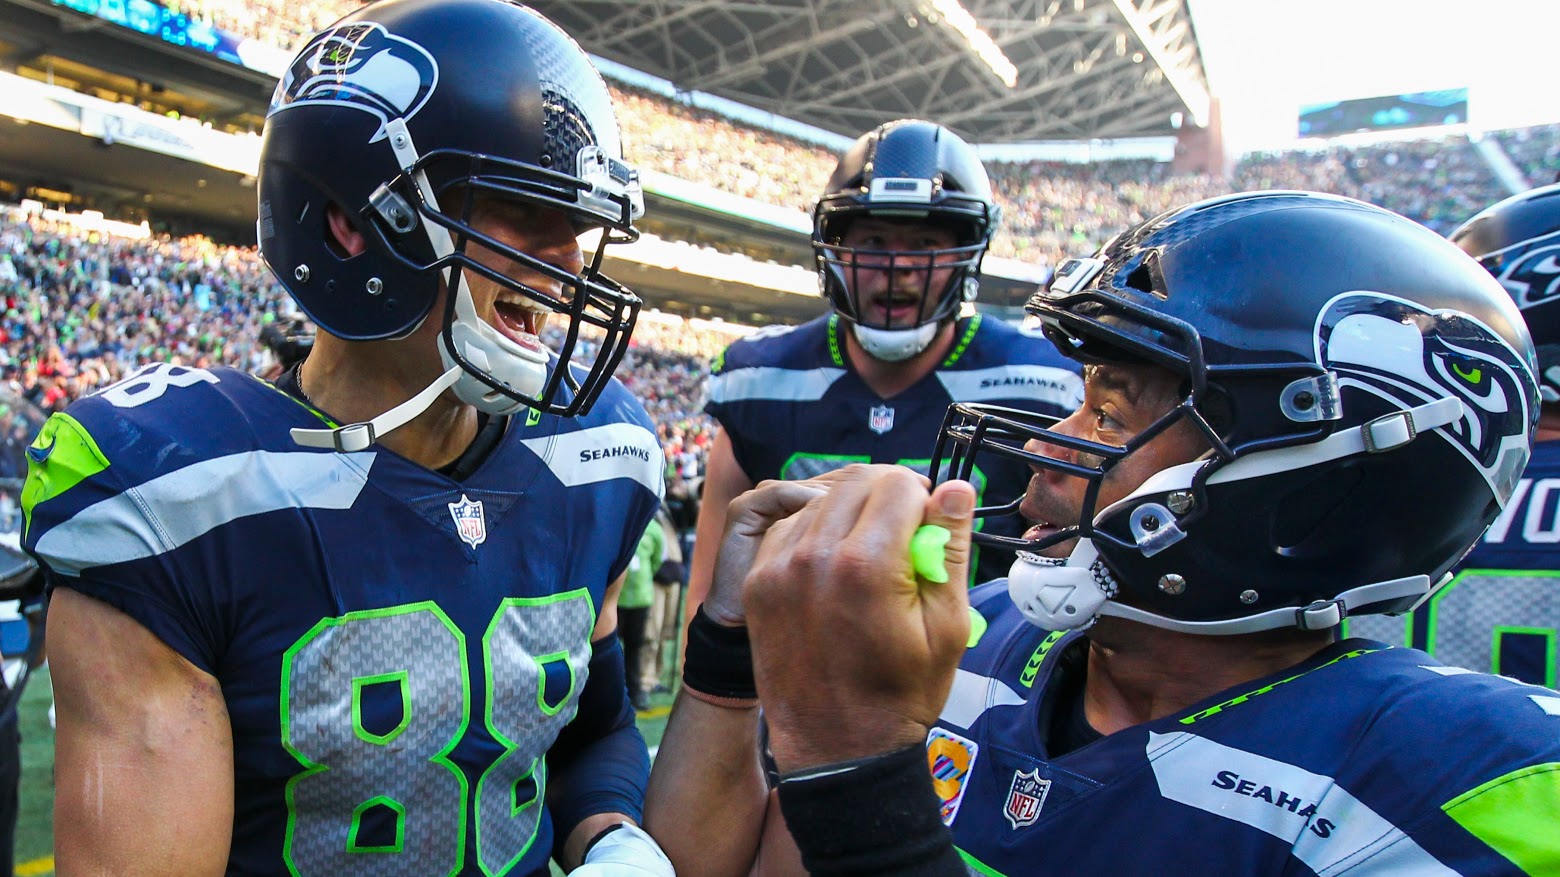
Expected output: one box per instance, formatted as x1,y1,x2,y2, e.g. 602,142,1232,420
869,405,895,435
1003,768,1050,829
448,494,487,548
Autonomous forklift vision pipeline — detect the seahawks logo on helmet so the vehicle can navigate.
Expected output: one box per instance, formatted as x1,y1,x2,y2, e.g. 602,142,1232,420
1316,292,1536,504
1492,231,1560,309
269,22,439,143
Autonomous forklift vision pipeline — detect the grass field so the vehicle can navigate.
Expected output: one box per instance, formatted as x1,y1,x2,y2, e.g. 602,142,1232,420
8,668,677,877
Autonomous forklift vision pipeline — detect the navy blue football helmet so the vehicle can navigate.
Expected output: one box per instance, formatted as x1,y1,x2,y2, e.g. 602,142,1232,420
1450,183,1560,403
813,120,998,361
934,191,1539,635
258,0,643,419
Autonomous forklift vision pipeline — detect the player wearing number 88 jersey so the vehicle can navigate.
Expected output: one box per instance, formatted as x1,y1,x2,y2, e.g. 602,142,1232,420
27,363,663,875
24,1,673,875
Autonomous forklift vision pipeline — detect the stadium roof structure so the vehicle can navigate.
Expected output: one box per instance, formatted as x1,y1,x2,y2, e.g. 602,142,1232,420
528,0,1210,143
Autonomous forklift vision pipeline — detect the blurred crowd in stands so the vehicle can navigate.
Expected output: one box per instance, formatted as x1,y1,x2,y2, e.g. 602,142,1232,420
7,0,1560,500
165,0,361,60
0,207,740,507
109,0,1560,271
1493,123,1560,187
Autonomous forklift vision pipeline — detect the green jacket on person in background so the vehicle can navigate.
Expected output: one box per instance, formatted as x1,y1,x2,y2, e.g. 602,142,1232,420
621,517,663,611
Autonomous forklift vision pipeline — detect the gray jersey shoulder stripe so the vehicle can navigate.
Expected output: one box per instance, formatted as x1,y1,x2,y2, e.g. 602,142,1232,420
937,365,1084,407
521,422,664,495
938,667,1025,729
36,450,376,576
1147,731,1457,876
708,366,846,404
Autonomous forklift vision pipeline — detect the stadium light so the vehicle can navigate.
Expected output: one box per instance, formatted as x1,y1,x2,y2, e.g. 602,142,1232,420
921,0,1018,89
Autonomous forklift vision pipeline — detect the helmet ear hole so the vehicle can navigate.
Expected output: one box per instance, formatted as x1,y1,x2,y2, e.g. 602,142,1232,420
324,203,368,259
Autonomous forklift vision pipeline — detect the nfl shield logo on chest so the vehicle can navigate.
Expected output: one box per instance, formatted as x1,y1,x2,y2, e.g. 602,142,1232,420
1003,768,1051,829
869,404,895,435
448,494,487,548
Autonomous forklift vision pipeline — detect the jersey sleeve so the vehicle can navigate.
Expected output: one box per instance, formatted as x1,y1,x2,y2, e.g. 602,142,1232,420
23,407,227,674
703,339,767,483
593,382,667,589
1330,665,1560,876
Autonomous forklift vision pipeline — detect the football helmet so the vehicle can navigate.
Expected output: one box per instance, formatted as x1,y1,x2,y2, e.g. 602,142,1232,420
1450,183,1560,402
933,191,1539,634
257,0,643,445
813,120,997,361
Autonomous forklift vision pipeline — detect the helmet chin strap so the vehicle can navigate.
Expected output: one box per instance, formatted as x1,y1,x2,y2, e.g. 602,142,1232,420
1006,539,1438,636
851,322,938,362
291,117,552,452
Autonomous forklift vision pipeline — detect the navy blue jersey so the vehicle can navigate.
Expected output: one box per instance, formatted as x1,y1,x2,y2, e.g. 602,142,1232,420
1347,440,1560,687
24,362,663,876
706,314,1082,583
930,584,1560,876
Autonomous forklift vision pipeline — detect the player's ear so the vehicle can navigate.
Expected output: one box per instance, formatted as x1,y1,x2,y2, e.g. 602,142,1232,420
325,203,367,258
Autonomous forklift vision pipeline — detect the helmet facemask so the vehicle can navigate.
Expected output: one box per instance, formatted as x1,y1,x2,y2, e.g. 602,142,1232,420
378,151,642,418
813,199,991,361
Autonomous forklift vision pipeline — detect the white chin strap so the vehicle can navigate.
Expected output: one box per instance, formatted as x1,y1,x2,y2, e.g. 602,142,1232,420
1007,393,1468,634
852,322,937,362
291,117,552,452
290,365,464,452
1007,542,1437,635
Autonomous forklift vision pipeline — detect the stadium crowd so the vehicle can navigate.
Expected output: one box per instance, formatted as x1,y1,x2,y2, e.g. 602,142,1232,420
0,206,734,492
1493,122,1560,187
8,0,1560,488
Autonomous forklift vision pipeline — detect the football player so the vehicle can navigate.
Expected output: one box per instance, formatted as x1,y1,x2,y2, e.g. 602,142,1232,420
27,1,673,874
651,191,1560,875
1384,183,1560,687
686,118,1083,627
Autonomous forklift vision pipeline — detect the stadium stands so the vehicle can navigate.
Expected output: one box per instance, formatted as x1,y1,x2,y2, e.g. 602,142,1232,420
0,205,733,478
1491,123,1560,187
6,0,1560,483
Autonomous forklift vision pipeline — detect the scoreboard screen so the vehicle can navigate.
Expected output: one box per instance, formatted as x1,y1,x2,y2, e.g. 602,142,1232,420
1298,89,1468,138
48,0,288,75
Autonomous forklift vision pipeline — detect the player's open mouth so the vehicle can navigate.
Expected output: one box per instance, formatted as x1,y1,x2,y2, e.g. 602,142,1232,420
1023,522,1061,542
493,293,548,354
1022,521,1077,557
870,292,923,323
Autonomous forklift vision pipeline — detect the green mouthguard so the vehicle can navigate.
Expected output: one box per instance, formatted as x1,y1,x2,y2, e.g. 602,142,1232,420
910,524,952,584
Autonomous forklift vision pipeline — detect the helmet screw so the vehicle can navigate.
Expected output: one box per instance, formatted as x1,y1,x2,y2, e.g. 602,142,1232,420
393,134,407,149
1158,574,1186,596
1139,514,1160,532
1166,491,1194,514
1294,391,1316,411
366,278,383,295
1239,589,1259,605
294,265,310,282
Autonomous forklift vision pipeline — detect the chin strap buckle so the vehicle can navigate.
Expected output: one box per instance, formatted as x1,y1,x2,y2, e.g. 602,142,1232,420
1362,411,1416,453
1295,599,1346,631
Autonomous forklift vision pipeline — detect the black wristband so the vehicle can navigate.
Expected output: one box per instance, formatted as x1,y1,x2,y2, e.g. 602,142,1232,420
681,605,757,700
776,743,966,877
